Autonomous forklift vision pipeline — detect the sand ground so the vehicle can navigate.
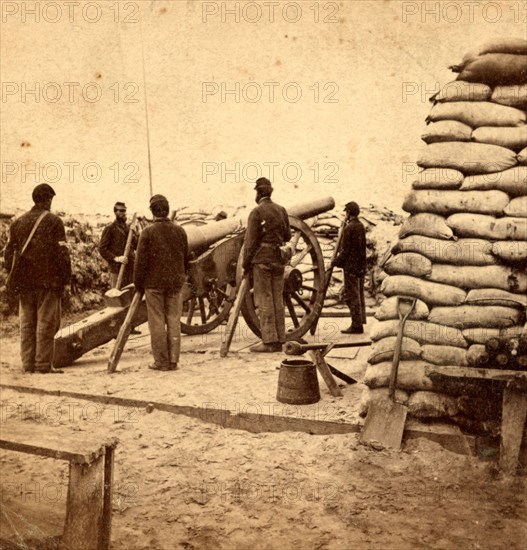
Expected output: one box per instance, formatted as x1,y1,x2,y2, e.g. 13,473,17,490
0,316,526,550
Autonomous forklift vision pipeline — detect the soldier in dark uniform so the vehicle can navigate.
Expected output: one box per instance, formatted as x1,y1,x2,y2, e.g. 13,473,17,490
242,178,291,352
134,195,190,371
4,184,71,373
99,201,137,288
332,201,367,334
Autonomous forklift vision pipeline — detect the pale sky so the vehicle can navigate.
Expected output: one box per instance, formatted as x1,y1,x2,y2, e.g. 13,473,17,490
1,1,525,215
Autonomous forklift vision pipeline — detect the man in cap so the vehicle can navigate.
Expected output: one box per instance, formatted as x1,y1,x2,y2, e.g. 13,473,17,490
134,195,189,371
4,184,71,373
99,201,138,289
242,178,291,352
332,201,367,334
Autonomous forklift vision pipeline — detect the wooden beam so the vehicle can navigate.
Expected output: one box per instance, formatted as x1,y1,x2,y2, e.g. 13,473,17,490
426,365,527,383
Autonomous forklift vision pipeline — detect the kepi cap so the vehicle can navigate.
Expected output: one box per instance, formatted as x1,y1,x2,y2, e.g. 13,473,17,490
114,201,126,210
254,177,273,191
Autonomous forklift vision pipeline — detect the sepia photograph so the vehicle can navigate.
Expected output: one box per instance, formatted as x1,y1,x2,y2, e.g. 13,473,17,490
0,1,526,548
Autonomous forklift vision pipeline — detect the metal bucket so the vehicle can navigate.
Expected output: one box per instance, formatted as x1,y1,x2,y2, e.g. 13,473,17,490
276,359,320,405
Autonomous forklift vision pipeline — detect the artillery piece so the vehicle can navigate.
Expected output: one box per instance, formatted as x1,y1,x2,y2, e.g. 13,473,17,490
53,196,335,367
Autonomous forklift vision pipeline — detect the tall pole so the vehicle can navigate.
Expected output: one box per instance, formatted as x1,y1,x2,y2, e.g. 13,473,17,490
139,12,153,196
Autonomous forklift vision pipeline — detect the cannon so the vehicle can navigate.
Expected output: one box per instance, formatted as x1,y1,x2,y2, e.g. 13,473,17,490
53,196,336,367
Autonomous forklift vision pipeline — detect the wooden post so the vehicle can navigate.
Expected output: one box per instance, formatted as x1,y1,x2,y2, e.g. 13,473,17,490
220,276,249,357
108,291,143,373
308,349,342,397
62,456,105,549
499,380,527,476
100,446,115,549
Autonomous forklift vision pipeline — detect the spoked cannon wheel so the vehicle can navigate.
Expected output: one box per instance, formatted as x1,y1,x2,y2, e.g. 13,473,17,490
239,216,326,341
180,281,237,335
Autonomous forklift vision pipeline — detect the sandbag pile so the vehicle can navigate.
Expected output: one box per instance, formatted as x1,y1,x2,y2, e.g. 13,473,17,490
364,38,527,434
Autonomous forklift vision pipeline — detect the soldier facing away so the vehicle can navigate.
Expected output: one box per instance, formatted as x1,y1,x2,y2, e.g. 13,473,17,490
134,195,190,371
242,178,292,352
4,184,71,373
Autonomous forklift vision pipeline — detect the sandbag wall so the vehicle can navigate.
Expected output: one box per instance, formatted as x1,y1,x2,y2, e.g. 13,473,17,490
363,38,527,434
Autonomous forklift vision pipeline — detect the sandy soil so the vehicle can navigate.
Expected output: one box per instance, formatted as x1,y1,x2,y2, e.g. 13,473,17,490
1,318,526,550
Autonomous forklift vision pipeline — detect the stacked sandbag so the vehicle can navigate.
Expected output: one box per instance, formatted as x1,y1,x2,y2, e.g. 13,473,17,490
365,38,527,433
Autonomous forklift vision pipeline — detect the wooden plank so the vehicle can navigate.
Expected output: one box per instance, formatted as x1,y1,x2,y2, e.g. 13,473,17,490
308,349,342,397
427,365,527,382
0,420,117,465
499,381,527,476
62,455,105,549
0,382,476,454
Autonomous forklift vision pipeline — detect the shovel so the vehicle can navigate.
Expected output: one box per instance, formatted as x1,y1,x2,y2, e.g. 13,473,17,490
360,296,416,451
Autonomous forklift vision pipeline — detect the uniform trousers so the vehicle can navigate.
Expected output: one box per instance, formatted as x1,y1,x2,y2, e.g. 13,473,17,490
343,272,366,327
252,262,286,344
19,288,61,372
144,288,183,368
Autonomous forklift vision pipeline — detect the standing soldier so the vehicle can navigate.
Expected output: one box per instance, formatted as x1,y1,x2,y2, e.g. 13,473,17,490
99,201,137,289
4,184,71,373
332,201,367,334
242,178,291,352
134,195,189,371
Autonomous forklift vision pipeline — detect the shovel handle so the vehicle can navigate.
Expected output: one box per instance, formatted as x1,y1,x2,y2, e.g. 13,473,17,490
115,213,137,290
389,297,417,399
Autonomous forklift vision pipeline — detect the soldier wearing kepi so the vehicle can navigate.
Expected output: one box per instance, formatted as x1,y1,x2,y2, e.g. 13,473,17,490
134,195,189,371
99,201,137,289
4,184,71,373
243,178,292,352
332,201,367,334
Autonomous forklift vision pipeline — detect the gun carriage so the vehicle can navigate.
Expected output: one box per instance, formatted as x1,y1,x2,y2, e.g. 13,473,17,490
54,196,335,367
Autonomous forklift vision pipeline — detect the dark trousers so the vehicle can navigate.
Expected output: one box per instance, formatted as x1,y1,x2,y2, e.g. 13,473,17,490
144,288,182,367
344,273,366,327
252,263,286,344
19,288,61,372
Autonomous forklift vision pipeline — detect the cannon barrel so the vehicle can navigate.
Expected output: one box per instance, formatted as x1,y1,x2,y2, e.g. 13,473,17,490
184,196,335,256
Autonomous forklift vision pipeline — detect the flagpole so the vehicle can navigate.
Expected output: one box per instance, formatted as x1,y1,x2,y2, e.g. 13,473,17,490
139,12,153,196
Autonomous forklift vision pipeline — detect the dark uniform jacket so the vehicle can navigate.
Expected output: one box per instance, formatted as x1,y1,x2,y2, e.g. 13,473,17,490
99,220,137,274
4,206,71,290
334,216,367,277
243,197,291,270
134,219,189,293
